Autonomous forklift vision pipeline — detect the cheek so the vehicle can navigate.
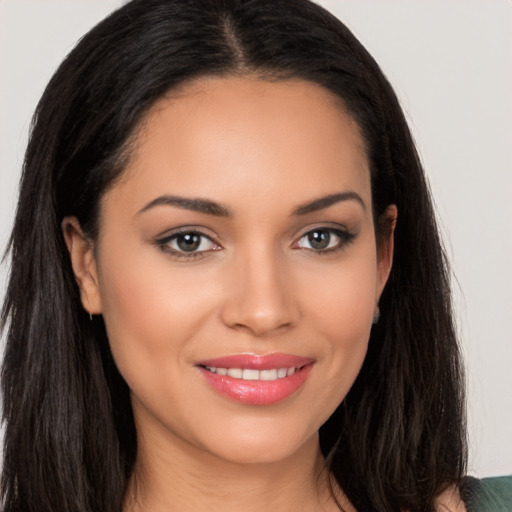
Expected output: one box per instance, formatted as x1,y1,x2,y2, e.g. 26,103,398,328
94,240,218,388
300,242,378,339
296,242,378,412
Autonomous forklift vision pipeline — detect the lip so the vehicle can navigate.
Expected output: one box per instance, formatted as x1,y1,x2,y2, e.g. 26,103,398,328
197,353,313,370
196,353,315,405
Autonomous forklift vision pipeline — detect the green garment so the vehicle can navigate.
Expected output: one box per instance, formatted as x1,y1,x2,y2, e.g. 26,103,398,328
461,476,512,511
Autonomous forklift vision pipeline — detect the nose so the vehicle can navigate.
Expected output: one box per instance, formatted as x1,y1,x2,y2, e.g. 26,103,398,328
220,248,300,337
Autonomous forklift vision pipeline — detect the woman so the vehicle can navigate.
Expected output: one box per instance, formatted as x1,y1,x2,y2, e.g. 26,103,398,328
1,1,509,511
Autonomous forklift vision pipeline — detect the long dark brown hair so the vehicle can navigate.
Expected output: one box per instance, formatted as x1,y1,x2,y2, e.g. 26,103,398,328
1,1,466,510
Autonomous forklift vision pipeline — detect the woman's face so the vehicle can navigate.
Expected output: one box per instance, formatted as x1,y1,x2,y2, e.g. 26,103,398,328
66,76,395,465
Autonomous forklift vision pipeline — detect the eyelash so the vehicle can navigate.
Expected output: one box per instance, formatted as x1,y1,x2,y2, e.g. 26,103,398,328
294,227,356,255
155,226,356,260
155,228,220,260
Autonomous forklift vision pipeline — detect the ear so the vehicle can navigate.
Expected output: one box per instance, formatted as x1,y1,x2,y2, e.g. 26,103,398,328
61,217,102,315
375,204,397,301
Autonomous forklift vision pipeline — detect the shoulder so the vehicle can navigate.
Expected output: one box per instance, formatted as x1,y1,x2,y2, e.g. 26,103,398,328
458,475,512,512
436,476,512,512
436,485,467,512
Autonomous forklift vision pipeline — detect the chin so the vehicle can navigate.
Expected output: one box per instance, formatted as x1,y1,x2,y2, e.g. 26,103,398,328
191,417,320,466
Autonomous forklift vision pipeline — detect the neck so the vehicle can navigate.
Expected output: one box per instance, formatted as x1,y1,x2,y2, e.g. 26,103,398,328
124,427,350,512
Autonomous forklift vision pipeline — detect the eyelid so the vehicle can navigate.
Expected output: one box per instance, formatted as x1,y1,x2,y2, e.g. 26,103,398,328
155,226,222,257
153,223,356,259
156,225,219,242
292,222,349,241
292,223,356,252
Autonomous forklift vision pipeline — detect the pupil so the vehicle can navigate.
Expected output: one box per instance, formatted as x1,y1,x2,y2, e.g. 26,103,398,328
308,230,330,250
177,233,201,252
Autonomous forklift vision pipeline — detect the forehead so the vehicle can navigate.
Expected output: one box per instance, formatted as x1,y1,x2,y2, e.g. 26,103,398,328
107,76,371,215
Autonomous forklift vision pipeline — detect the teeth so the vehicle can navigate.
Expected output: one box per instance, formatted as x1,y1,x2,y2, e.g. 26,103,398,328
277,368,287,378
242,368,260,380
227,368,243,378
260,369,278,381
204,366,298,381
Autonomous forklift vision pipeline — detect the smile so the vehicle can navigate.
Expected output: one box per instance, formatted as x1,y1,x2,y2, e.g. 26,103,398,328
196,353,314,405
203,366,297,380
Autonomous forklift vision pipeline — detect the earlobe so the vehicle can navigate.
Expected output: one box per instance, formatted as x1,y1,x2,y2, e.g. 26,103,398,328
376,204,397,299
61,217,102,315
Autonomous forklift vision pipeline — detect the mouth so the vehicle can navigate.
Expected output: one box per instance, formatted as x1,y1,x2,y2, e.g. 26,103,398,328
201,365,299,381
196,353,314,405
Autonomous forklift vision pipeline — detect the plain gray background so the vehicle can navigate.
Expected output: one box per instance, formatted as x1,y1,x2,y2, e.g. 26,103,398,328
1,0,511,477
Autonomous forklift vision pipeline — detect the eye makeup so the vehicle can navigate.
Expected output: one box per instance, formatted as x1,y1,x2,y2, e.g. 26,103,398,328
155,227,221,261
153,222,357,262
293,226,356,255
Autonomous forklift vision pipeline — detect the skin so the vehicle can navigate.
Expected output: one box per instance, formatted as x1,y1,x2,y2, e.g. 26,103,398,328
63,76,412,511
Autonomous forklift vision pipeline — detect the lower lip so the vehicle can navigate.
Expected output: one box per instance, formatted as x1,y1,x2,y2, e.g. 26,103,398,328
198,364,314,405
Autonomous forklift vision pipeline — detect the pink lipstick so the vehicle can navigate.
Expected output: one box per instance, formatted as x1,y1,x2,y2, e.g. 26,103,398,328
196,353,314,405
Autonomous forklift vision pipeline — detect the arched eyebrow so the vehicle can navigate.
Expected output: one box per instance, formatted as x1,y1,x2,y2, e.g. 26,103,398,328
137,191,365,218
292,191,365,215
137,195,232,217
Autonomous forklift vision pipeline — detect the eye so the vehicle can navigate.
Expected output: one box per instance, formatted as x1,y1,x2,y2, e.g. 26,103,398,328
294,227,354,252
157,230,220,256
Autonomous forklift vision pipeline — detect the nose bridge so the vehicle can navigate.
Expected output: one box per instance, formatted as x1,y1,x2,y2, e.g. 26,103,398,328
220,243,299,336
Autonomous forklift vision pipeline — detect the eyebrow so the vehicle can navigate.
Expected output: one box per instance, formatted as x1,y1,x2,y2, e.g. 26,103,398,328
137,195,232,217
137,190,365,218
292,191,365,215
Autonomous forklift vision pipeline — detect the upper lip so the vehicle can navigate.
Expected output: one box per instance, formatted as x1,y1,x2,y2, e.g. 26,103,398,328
196,353,314,370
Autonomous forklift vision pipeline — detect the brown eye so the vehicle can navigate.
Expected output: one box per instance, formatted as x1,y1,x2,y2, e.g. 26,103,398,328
157,230,220,255
176,233,201,252
294,227,355,253
307,230,331,250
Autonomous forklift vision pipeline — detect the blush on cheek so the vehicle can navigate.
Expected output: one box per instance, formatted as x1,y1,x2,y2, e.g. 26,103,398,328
307,276,376,330
309,279,375,387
